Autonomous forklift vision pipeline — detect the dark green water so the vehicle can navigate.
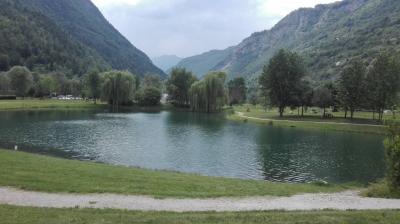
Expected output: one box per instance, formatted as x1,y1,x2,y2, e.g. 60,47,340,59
0,110,386,184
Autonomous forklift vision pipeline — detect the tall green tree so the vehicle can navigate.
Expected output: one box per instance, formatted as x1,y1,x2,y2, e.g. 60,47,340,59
84,71,102,104
101,71,137,108
313,86,333,118
338,60,366,119
227,77,247,105
189,72,227,113
0,72,10,94
295,80,313,117
365,54,400,120
7,66,33,98
36,74,57,97
142,74,162,90
259,49,306,117
167,68,197,107
136,87,162,106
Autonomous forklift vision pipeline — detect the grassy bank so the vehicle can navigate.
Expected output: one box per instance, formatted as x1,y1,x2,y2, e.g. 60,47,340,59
0,149,354,198
1,205,400,224
0,99,106,111
229,105,388,134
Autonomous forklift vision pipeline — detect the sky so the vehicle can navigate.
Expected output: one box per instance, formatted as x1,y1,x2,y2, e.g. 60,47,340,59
92,0,339,58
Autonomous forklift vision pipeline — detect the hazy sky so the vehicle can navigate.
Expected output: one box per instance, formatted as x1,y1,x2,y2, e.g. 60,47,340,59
92,0,338,58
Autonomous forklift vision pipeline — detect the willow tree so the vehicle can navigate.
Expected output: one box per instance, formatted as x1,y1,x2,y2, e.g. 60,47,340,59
166,68,197,107
101,71,136,109
189,72,227,113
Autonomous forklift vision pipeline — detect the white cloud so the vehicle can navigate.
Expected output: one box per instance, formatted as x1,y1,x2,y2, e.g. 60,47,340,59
92,0,141,7
92,0,340,57
259,0,339,17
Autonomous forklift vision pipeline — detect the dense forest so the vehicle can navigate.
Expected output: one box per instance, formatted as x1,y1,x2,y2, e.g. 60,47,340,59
0,0,108,77
0,0,166,78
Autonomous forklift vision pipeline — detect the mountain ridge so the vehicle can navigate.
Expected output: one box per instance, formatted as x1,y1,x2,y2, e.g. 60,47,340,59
175,0,400,81
0,0,166,78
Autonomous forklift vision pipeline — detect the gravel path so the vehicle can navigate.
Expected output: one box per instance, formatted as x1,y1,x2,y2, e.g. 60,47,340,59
2,187,400,211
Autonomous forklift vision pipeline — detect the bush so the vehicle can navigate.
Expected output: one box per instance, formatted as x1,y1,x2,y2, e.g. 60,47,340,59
385,135,400,189
384,121,400,190
136,87,161,106
0,95,16,100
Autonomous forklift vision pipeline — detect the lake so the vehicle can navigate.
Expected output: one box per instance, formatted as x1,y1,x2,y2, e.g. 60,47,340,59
0,110,385,184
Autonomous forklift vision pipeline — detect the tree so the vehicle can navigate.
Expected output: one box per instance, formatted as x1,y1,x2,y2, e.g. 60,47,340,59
295,80,313,117
84,71,102,103
0,54,9,71
313,86,333,118
167,68,197,107
142,74,162,90
136,87,162,106
259,49,306,117
338,60,366,119
101,71,137,108
7,66,33,98
36,74,57,97
189,72,226,113
68,79,82,97
0,72,10,94
227,77,247,105
52,72,69,96
365,54,400,120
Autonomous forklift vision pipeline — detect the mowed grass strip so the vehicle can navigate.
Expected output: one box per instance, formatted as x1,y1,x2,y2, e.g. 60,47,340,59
1,205,400,224
0,99,106,111
230,105,388,134
0,150,353,198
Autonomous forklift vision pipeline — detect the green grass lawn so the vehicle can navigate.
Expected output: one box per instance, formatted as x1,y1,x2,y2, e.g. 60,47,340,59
229,105,388,134
1,205,400,224
0,149,355,198
0,99,106,111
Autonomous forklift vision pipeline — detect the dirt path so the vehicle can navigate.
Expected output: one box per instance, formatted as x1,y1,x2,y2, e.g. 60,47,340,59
236,112,384,128
1,187,400,212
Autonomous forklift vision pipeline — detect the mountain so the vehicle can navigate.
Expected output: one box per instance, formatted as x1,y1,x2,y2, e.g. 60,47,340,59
0,0,108,75
176,0,400,81
0,0,166,78
176,48,234,78
152,55,182,72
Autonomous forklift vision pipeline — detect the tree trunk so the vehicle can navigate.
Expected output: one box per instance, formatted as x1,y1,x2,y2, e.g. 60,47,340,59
301,106,304,117
350,109,354,120
373,111,375,120
323,107,326,118
344,109,347,119
279,106,284,118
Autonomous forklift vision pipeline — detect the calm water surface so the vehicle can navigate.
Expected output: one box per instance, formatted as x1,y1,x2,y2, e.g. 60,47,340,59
0,110,385,184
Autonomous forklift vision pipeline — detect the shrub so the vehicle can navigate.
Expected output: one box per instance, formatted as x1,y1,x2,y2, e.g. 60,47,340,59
0,95,16,100
385,136,400,189
136,87,161,106
385,121,400,189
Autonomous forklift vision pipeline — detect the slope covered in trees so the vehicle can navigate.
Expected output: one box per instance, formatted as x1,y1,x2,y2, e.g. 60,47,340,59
176,0,400,81
0,0,166,78
0,0,109,76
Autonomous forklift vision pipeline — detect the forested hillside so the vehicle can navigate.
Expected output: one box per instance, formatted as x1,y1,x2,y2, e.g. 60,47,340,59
0,0,109,76
0,0,166,78
176,0,400,81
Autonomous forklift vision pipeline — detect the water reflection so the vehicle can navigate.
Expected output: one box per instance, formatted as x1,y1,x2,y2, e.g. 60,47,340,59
0,110,386,184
